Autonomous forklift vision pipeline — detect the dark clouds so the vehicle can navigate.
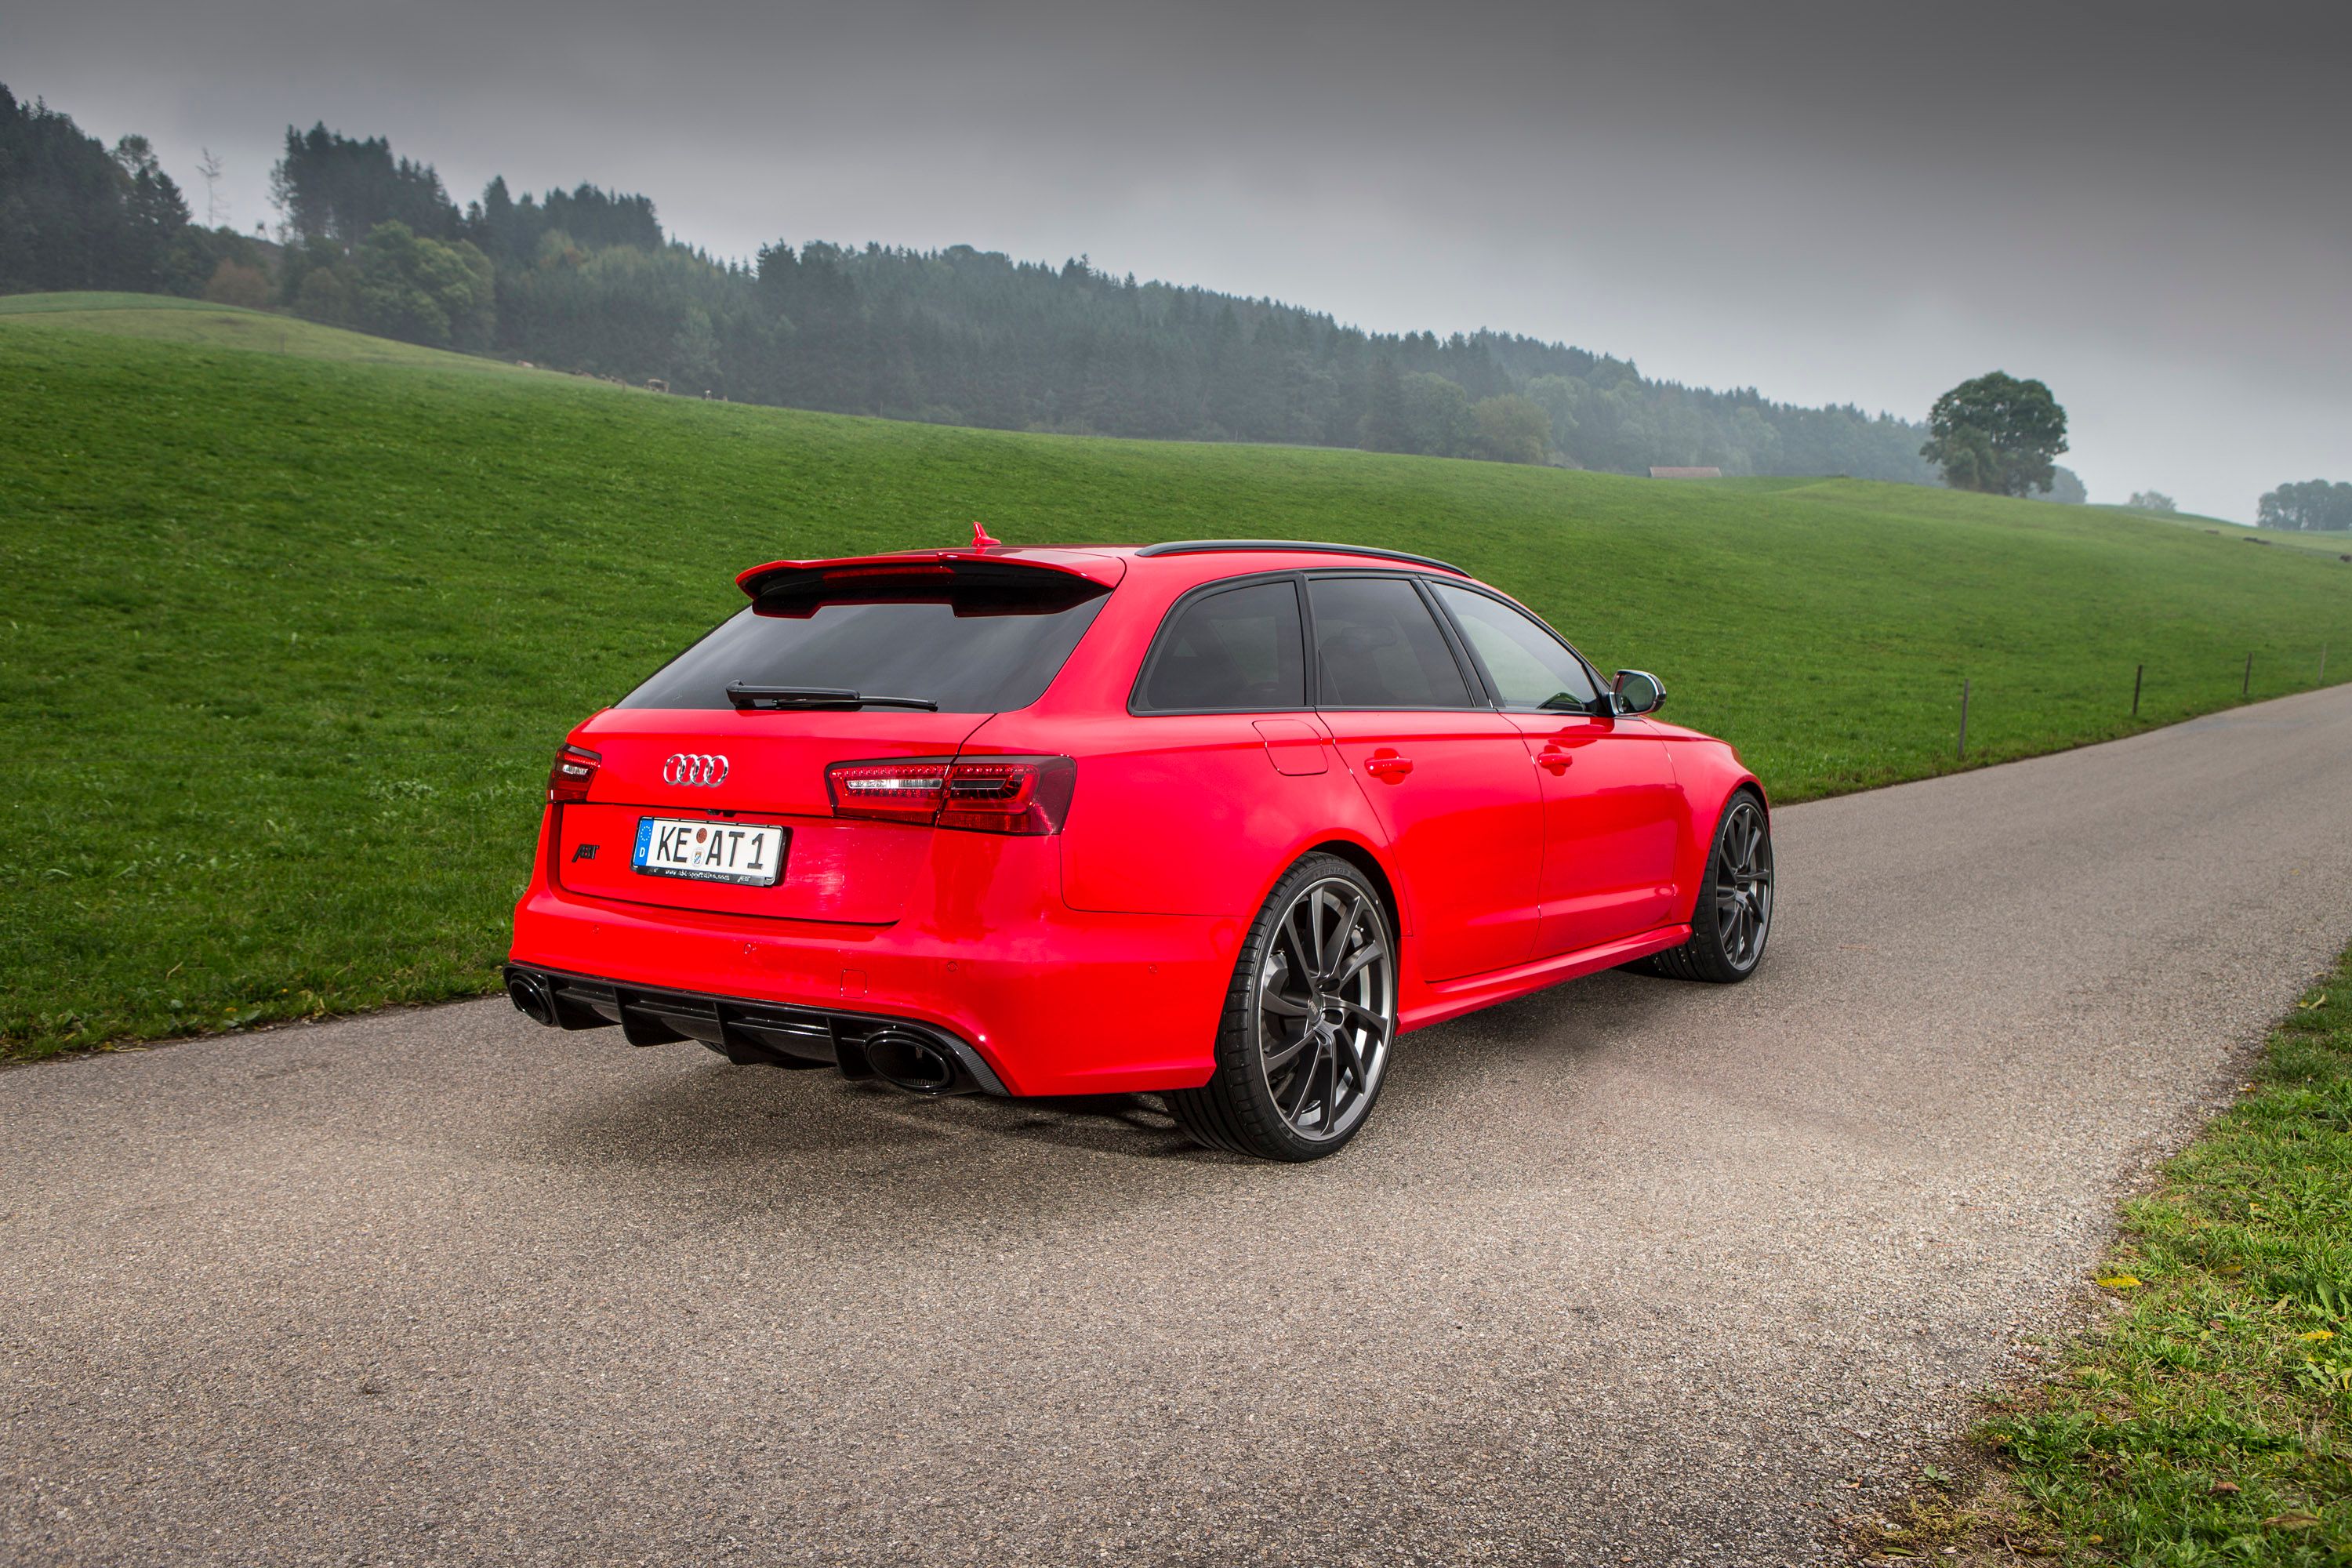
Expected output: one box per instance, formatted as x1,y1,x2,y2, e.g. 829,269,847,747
7,0,2347,516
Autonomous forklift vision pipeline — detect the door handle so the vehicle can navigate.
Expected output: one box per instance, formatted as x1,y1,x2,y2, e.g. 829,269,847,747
1537,744,1573,775
1365,752,1414,781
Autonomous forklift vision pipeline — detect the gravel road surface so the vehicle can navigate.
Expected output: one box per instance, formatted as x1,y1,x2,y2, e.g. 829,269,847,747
9,686,2352,1566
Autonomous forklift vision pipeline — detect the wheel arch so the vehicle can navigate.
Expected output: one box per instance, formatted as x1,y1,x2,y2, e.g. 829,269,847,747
1664,741,1769,925
1239,829,1411,950
1301,837,1405,938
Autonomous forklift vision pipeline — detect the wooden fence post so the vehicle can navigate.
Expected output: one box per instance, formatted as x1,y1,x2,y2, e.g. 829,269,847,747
2132,663,2143,717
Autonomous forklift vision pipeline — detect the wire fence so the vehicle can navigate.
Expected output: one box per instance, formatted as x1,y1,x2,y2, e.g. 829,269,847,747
1955,643,2335,762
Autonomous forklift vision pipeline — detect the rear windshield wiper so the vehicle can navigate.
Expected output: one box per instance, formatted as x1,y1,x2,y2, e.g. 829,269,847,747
726,683,941,712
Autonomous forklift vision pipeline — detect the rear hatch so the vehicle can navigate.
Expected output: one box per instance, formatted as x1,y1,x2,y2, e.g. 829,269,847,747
552,553,1117,924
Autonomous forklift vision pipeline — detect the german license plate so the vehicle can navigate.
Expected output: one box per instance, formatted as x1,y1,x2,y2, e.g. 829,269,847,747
631,817,786,886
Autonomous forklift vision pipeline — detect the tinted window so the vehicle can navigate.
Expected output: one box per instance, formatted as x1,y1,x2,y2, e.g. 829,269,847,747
1306,577,1475,709
622,569,1110,713
1431,583,1600,711
1138,579,1305,711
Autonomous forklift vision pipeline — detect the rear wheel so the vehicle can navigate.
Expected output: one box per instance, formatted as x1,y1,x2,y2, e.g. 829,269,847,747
1643,791,1773,983
1167,855,1397,1161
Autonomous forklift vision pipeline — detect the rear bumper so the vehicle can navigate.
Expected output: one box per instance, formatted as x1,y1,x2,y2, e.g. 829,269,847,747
506,881,1236,1097
502,963,1011,1094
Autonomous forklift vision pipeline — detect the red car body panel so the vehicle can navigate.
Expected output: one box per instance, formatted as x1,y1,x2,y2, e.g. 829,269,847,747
1315,706,1544,980
507,543,1761,1096
1644,717,1769,926
1501,708,1686,955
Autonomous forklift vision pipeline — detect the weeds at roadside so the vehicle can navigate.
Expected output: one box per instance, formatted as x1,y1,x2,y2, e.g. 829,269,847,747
1861,949,2352,1564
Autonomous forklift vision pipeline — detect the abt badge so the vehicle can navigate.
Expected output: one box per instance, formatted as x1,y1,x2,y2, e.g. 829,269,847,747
663,753,729,787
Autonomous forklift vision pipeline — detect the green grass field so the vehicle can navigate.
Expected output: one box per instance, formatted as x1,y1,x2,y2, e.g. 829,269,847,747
5,296,2351,1059
0,290,542,372
2095,499,2352,559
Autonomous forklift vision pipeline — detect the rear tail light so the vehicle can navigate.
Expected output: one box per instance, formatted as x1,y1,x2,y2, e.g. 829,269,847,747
825,755,1075,835
939,757,1076,834
547,743,601,804
825,758,953,825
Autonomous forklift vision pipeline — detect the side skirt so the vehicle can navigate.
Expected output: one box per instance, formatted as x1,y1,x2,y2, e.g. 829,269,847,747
1396,925,1692,1033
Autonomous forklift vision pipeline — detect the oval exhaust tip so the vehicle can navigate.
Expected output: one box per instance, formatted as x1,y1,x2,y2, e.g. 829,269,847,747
864,1029,967,1094
506,971,559,1027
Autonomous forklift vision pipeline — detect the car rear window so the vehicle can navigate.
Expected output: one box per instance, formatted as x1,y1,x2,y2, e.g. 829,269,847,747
1136,579,1306,712
620,566,1112,713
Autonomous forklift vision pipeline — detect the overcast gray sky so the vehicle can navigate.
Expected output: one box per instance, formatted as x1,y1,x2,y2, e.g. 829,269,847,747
9,0,2347,519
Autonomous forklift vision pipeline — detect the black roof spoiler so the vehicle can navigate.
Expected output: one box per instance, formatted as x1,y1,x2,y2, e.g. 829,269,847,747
1133,539,1467,575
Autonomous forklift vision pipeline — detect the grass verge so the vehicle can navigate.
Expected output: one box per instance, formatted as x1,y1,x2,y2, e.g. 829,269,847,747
1867,946,2352,1563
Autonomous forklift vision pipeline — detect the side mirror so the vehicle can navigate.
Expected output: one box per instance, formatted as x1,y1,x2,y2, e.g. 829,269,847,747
1611,669,1666,717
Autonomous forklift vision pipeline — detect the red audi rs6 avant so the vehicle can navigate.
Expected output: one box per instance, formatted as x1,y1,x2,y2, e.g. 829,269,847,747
506,535,1773,1160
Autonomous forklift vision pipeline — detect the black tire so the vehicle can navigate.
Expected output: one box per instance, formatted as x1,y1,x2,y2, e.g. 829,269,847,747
1640,789,1773,983
1167,854,1397,1161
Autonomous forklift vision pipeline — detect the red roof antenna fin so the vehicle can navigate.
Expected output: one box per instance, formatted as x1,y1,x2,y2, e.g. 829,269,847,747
970,519,1002,551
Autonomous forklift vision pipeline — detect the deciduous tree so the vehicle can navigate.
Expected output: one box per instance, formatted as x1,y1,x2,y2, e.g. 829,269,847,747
1472,394,1551,464
2041,466,2087,504
202,258,270,309
2256,480,2352,532
1921,372,2069,496
1399,372,1476,459
350,220,495,350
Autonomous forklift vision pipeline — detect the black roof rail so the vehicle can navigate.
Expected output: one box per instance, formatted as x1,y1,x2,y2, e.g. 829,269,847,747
1132,539,1467,575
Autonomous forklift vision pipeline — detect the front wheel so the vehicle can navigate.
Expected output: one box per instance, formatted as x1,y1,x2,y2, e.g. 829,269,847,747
1167,855,1397,1161
1645,790,1774,983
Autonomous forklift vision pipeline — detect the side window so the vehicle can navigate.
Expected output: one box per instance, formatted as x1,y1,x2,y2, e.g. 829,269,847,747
1429,583,1600,711
1137,579,1305,712
1306,576,1476,709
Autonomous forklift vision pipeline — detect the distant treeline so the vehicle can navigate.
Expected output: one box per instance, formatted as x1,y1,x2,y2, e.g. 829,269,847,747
5,82,1990,485
2257,480,2352,533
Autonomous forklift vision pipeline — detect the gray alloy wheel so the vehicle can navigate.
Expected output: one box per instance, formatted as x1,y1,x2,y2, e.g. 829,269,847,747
1711,794,1773,972
1167,855,1398,1160
1640,790,1774,984
1254,876,1396,1142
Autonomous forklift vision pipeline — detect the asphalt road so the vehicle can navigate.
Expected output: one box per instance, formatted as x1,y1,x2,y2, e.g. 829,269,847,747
9,685,2352,1567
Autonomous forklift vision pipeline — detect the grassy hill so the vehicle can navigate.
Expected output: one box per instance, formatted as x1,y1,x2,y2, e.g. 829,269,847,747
0,291,540,371
5,296,2350,1060
2094,500,2352,558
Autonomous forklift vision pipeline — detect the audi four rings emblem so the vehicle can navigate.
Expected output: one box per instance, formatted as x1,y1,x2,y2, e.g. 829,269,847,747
662,753,730,787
